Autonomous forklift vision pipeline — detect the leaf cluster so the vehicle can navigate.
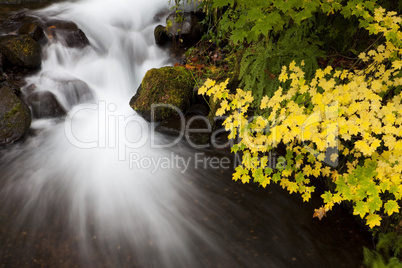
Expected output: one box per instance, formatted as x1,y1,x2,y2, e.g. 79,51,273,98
198,3,402,230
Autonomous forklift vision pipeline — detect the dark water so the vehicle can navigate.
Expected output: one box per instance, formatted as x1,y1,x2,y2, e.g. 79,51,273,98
0,1,372,267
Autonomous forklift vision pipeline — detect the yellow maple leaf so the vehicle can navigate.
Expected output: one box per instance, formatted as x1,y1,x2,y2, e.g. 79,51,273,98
204,78,216,88
330,153,338,163
392,60,402,70
366,213,382,228
358,52,369,62
198,85,207,95
260,96,269,109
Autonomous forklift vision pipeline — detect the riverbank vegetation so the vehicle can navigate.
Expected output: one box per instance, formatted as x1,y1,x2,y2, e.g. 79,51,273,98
170,0,402,266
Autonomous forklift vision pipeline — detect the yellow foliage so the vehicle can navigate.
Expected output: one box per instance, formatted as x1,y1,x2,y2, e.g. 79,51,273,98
198,6,402,229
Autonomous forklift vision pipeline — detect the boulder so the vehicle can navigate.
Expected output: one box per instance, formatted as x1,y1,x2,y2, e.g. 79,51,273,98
26,91,66,119
0,85,31,145
0,34,41,68
45,19,90,48
165,11,205,47
154,25,170,47
18,22,46,44
130,66,195,122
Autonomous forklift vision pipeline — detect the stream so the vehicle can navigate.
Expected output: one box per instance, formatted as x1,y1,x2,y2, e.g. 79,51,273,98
0,0,372,267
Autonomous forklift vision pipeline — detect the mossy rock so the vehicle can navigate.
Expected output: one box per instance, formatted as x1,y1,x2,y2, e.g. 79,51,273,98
0,86,31,145
154,25,170,47
130,66,195,122
0,34,41,68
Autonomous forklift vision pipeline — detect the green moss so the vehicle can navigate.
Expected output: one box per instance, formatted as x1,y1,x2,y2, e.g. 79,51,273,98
132,66,195,121
1,102,21,120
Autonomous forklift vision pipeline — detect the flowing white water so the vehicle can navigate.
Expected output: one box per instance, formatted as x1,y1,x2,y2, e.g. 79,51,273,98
0,1,226,267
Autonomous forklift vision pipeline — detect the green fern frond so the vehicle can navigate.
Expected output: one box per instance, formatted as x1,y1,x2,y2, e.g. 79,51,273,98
238,19,323,107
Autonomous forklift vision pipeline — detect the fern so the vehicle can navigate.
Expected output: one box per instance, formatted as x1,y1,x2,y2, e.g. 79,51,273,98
238,19,323,106
364,232,402,268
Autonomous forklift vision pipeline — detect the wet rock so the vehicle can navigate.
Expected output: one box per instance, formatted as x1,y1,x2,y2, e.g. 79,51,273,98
130,66,195,122
18,21,46,44
0,34,41,68
0,85,31,145
165,10,205,47
154,25,170,47
0,12,28,34
26,90,66,119
0,80,21,94
60,79,93,107
45,19,90,48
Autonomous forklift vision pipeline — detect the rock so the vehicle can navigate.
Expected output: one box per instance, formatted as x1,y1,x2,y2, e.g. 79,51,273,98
0,34,41,68
0,85,31,145
60,79,93,107
154,25,170,47
0,80,21,94
18,22,46,44
0,12,28,34
45,19,90,48
0,12,43,35
165,11,205,47
26,91,66,119
130,66,195,122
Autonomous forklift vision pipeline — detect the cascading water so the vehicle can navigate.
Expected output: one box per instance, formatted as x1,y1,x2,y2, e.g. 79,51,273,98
0,1,372,267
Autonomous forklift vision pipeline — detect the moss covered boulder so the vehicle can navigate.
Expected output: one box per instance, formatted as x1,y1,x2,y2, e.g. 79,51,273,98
130,66,195,122
0,86,31,145
0,34,41,68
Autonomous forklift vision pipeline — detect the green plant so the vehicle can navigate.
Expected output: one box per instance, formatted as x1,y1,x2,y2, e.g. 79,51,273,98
364,232,402,268
198,4,402,229
238,19,322,106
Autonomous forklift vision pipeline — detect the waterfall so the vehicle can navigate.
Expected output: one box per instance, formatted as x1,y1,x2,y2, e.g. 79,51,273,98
0,0,226,267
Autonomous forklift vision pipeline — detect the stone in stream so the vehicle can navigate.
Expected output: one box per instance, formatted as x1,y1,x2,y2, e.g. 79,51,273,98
0,34,41,68
130,66,195,122
154,10,206,49
18,21,46,44
154,24,170,47
59,79,93,107
0,85,31,145
26,90,66,119
45,19,90,48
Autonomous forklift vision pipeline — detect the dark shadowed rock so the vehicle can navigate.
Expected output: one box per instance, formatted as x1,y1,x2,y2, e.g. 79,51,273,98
0,85,31,145
18,21,46,44
154,25,170,47
45,19,90,48
26,90,66,118
0,80,21,94
0,34,41,68
165,11,205,47
0,12,28,34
